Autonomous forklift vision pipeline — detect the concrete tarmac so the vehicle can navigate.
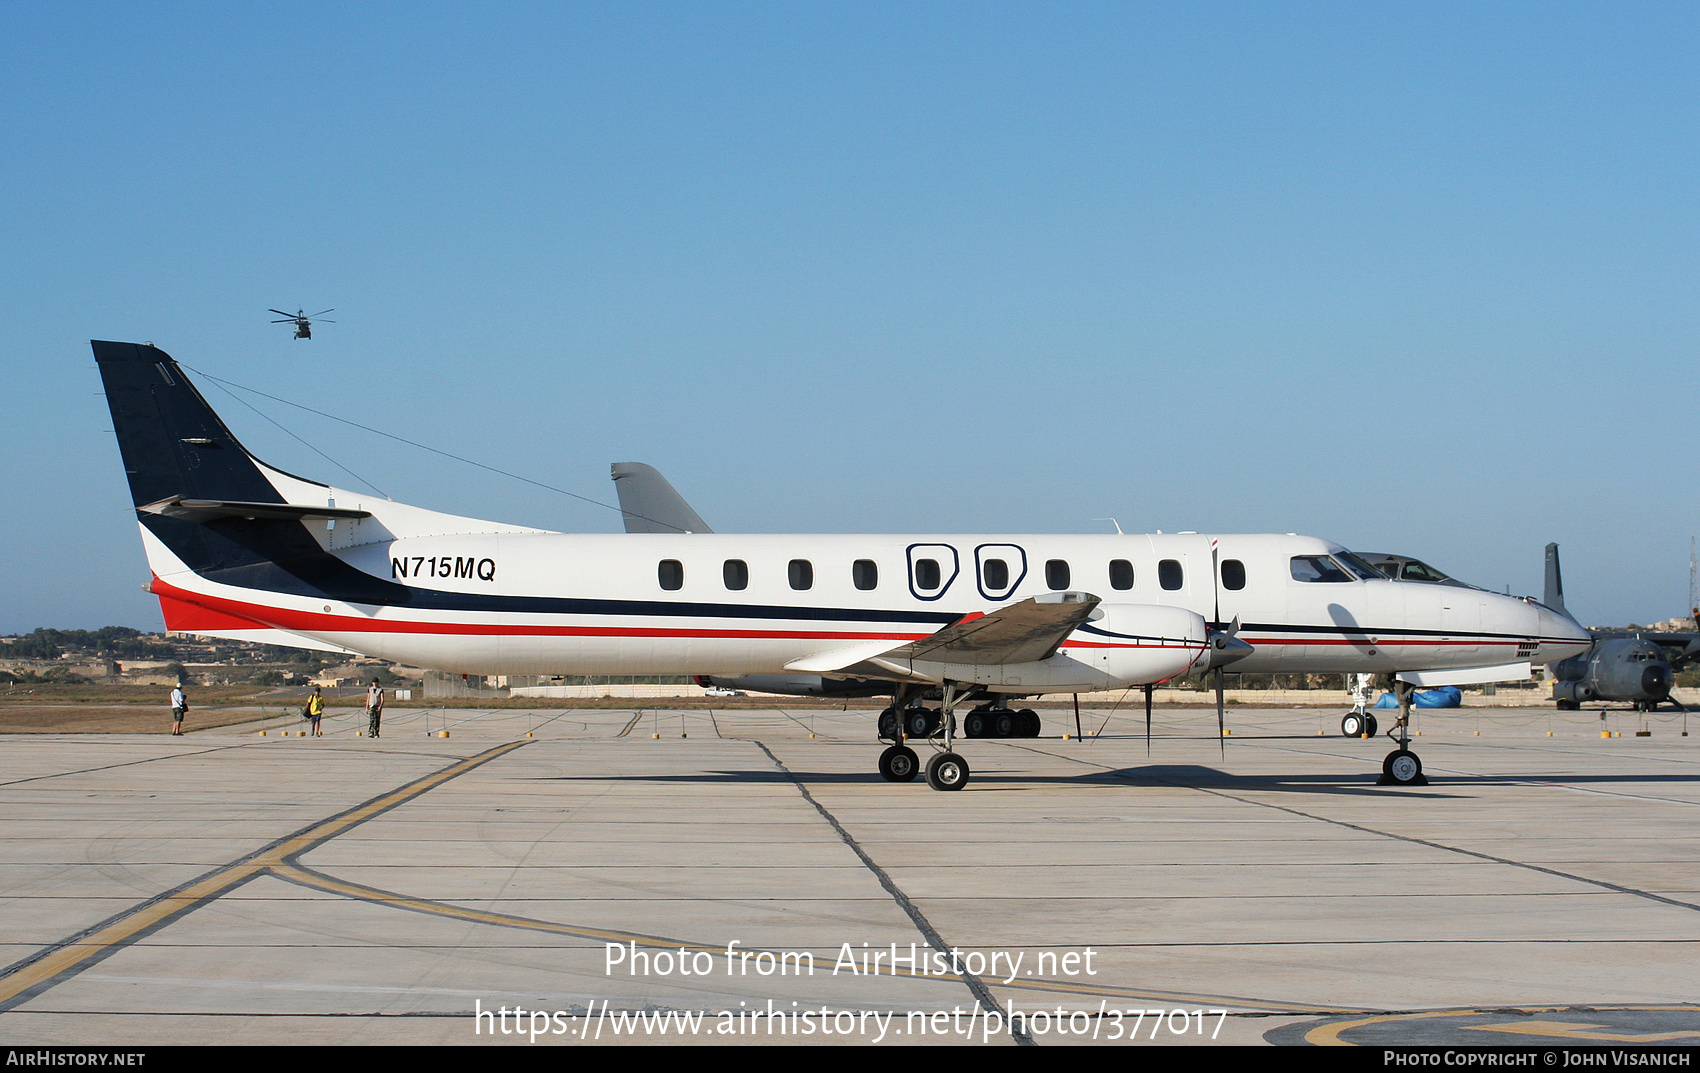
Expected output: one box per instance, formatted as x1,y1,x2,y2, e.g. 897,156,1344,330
1,704,1697,1046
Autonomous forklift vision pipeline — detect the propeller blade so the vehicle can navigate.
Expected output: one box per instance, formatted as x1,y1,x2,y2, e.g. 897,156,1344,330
269,310,294,318
1215,668,1226,759
1211,540,1221,629
1144,683,1153,755
311,309,335,318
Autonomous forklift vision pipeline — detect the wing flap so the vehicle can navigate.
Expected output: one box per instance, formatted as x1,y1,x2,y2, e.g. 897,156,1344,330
886,592,1101,666
781,593,1101,679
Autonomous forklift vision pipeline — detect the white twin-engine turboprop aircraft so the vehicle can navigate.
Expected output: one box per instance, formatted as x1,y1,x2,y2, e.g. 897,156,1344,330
95,341,1590,791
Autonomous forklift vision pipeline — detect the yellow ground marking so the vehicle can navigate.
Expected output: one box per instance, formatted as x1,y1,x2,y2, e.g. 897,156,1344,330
1469,1020,1700,1043
0,740,530,1009
1307,1008,1484,1045
1306,1007,1700,1046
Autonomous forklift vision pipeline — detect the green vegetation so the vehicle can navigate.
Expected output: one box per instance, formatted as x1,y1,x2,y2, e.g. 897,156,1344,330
2,627,178,660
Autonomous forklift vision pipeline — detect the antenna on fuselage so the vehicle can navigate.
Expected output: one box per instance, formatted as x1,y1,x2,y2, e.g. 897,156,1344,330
1093,518,1124,535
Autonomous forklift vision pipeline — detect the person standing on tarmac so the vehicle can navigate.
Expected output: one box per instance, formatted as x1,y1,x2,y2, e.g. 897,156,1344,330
306,685,325,736
169,683,188,735
366,678,384,739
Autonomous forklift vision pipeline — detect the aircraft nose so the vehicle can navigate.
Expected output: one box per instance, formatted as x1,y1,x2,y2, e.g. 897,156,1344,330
1541,606,1590,643
1642,664,1671,698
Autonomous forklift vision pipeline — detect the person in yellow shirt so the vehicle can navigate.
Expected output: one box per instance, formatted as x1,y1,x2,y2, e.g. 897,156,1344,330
306,686,324,736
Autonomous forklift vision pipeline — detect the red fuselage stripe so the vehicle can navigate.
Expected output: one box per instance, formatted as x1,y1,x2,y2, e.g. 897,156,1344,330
149,577,1199,650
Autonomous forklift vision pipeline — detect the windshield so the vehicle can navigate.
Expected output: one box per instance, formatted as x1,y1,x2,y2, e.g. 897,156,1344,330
1291,555,1355,583
1398,559,1455,584
1334,551,1388,580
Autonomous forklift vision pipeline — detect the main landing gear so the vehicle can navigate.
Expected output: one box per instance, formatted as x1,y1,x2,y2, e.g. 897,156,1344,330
880,703,1039,740
1378,680,1427,786
875,684,974,791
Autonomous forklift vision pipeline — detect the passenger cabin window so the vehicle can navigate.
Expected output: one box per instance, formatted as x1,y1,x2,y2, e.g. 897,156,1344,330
915,558,941,591
853,559,878,590
1290,555,1353,583
658,559,683,591
1158,559,1183,591
788,559,814,591
982,558,1009,590
1046,560,1070,590
1109,560,1134,590
1221,559,1246,591
722,559,748,591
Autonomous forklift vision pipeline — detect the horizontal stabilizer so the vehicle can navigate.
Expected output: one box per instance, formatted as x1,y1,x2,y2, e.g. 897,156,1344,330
139,496,372,523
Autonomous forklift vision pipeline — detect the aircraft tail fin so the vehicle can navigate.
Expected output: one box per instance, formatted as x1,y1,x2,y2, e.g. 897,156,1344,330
1544,542,1571,619
610,462,711,534
93,340,299,511
93,341,403,608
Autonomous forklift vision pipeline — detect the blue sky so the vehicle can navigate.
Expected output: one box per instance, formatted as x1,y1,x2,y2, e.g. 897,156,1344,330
3,2,1696,631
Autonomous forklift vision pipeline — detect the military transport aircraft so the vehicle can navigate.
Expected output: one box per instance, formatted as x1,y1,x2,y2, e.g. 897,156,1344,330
94,340,1590,790
1539,544,1698,712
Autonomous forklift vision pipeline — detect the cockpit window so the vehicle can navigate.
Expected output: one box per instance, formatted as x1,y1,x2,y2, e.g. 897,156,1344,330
1335,551,1387,581
1291,555,1354,583
1399,560,1453,584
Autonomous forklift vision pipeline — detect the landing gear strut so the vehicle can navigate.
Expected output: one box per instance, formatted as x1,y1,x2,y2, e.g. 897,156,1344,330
1342,673,1378,738
1378,679,1427,786
874,683,972,790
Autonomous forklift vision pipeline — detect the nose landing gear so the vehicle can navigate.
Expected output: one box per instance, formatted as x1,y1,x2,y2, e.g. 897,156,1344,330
1340,712,1379,738
1378,679,1429,786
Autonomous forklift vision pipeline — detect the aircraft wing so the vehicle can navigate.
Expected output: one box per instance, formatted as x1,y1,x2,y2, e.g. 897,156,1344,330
1641,633,1700,665
883,592,1101,665
787,593,1101,680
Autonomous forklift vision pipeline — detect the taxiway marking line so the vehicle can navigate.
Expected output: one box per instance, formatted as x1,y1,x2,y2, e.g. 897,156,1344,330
0,739,531,1011
1307,1008,1508,1046
1468,1019,1700,1043
1303,1006,1700,1046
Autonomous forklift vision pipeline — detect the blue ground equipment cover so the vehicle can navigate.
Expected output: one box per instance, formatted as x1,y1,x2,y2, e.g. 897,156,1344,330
1373,686,1462,709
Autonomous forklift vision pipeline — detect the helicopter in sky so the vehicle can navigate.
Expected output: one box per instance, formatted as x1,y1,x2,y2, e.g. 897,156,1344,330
270,309,335,340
